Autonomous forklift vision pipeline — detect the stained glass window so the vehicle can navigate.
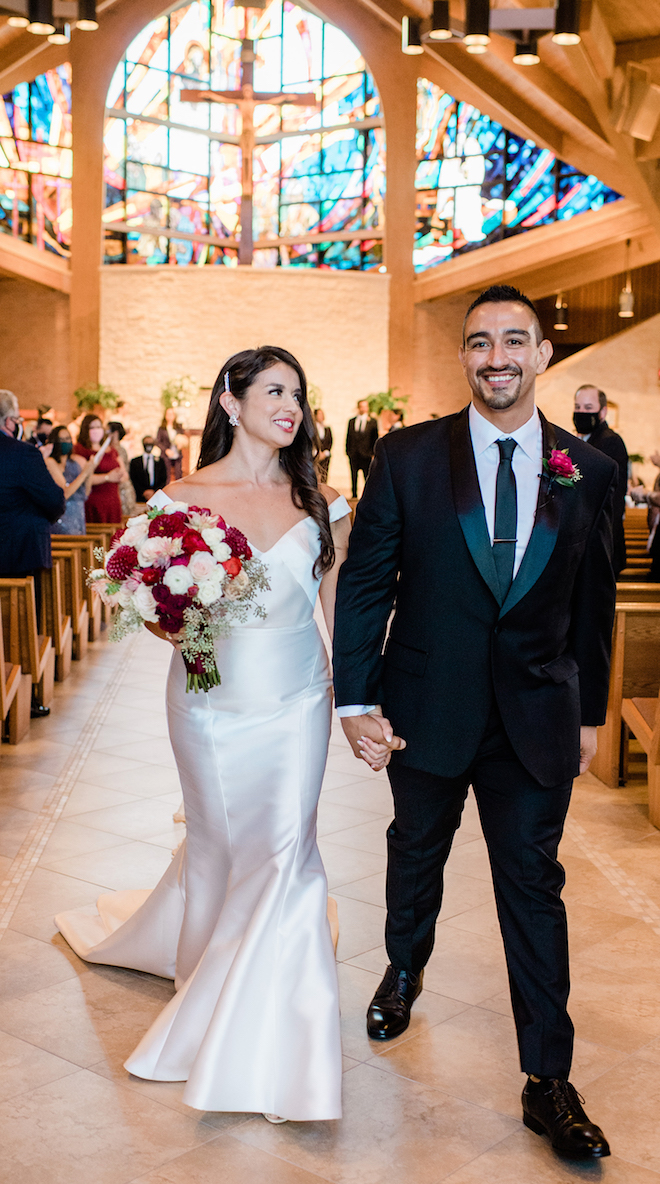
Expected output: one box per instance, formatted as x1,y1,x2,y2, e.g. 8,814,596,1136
0,65,72,256
103,0,385,269
414,78,621,273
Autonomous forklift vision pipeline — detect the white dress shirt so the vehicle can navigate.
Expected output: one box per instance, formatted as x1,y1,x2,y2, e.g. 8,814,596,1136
354,415,368,431
468,402,542,579
143,452,155,486
337,402,543,718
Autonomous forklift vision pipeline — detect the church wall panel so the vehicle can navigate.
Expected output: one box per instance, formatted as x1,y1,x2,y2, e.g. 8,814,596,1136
99,266,389,491
0,277,70,413
413,293,478,420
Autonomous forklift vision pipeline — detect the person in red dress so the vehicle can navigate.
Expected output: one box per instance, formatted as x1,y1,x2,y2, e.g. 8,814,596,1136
73,414,126,523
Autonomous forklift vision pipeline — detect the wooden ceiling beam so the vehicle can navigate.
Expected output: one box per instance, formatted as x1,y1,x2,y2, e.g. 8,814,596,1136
0,234,70,292
615,37,660,67
413,199,657,303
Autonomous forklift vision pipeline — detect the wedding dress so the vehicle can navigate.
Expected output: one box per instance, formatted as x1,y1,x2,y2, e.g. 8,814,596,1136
55,494,350,1120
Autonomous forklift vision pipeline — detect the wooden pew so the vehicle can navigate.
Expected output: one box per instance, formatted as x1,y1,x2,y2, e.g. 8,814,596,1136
621,690,660,828
591,604,660,788
39,560,73,681
0,606,31,744
616,583,660,604
52,537,102,641
0,577,54,708
73,527,121,626
50,549,89,660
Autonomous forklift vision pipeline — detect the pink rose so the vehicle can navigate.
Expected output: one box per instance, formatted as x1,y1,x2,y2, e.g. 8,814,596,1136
548,450,575,477
138,536,183,567
187,550,218,582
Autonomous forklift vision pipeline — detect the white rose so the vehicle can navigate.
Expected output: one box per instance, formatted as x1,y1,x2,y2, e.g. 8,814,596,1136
196,575,224,606
163,565,195,595
117,585,134,607
132,582,159,623
211,541,231,562
187,550,218,582
122,523,149,548
201,526,226,548
126,513,149,528
164,501,189,514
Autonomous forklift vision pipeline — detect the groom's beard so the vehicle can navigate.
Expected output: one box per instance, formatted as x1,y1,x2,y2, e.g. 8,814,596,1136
474,365,523,410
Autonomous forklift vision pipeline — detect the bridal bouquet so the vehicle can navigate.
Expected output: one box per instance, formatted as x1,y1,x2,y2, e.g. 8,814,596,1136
89,502,269,692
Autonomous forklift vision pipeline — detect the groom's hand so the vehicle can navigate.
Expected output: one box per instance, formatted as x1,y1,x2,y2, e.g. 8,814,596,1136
341,711,406,772
579,725,598,774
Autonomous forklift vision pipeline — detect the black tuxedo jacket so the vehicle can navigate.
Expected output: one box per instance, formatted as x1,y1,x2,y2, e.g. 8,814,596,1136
346,416,378,461
333,407,617,787
0,431,64,575
129,454,168,502
584,420,628,574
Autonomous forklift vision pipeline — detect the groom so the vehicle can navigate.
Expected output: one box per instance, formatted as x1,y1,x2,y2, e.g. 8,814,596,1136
333,285,617,1160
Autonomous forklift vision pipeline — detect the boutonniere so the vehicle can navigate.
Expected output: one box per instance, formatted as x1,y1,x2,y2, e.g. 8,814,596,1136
543,448,582,489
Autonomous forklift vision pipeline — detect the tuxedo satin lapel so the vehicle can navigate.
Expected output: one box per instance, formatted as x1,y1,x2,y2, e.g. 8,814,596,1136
450,409,502,604
500,412,561,618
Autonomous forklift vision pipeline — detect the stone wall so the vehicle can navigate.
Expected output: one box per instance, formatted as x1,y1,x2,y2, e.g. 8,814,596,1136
99,266,390,491
0,276,70,419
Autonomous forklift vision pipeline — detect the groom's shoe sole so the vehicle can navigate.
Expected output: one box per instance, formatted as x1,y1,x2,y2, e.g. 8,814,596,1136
366,966,424,1041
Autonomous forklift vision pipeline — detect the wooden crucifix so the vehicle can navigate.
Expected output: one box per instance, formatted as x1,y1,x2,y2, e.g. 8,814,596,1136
181,25,317,265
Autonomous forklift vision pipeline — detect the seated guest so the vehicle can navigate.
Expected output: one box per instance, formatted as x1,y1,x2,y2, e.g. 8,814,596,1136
44,426,96,535
0,390,64,717
129,436,168,503
73,414,126,524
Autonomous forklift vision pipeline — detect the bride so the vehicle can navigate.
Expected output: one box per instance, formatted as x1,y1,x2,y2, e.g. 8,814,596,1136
56,346,351,1122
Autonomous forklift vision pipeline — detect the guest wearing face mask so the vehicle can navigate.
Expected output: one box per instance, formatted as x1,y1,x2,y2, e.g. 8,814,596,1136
73,414,126,523
44,426,97,535
574,385,628,576
129,435,168,503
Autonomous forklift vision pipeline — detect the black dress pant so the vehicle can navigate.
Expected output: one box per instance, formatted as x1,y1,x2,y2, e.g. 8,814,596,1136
385,706,574,1077
349,456,371,498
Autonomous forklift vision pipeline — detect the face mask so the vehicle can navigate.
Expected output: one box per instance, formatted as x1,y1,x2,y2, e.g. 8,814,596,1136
144,443,154,453
37,431,49,444
59,441,73,456
13,421,23,440
89,427,104,444
573,411,600,435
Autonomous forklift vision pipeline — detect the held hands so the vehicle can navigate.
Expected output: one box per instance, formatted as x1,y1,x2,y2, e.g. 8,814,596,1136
341,709,407,773
579,726,598,774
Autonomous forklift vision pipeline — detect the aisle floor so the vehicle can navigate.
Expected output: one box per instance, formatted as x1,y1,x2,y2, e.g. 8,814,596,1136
1,630,660,1183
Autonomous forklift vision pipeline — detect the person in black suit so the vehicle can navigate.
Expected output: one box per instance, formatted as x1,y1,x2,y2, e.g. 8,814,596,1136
346,399,378,497
313,408,333,483
129,436,168,503
573,385,628,575
0,389,65,718
333,286,616,1161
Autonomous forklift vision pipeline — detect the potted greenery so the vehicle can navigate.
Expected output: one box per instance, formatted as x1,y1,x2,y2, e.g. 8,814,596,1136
73,382,124,414
367,387,408,431
161,375,199,412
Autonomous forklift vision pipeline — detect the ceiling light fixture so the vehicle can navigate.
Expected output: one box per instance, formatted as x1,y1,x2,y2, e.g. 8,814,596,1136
26,0,55,35
48,20,70,43
619,240,635,318
429,0,452,41
76,0,99,31
402,16,424,54
464,0,490,49
8,14,30,27
513,35,539,65
552,0,581,46
553,293,568,330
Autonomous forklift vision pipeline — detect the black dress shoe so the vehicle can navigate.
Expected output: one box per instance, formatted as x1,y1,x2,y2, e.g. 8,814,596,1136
30,703,50,718
366,965,423,1040
522,1077,610,1159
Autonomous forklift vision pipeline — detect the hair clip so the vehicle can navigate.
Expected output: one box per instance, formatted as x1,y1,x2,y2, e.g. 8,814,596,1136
223,371,231,394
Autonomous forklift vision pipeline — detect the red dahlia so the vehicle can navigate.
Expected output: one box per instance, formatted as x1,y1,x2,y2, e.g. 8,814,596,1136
106,546,139,581
224,526,251,559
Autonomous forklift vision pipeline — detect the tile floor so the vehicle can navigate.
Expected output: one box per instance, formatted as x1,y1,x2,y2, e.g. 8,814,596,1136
2,628,660,1182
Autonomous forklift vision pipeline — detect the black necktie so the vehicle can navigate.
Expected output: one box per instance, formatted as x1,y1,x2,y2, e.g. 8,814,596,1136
493,438,518,600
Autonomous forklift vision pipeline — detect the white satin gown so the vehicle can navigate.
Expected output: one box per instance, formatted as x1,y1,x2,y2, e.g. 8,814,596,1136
55,495,350,1120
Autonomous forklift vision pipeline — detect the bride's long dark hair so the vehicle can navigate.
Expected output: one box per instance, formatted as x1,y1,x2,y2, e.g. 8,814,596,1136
198,346,334,577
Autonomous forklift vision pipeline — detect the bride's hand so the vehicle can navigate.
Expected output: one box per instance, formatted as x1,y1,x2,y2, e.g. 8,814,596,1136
145,621,183,648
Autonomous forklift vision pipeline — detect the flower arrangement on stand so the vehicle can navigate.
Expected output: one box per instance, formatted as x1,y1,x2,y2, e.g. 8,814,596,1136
89,501,270,692
161,375,199,416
